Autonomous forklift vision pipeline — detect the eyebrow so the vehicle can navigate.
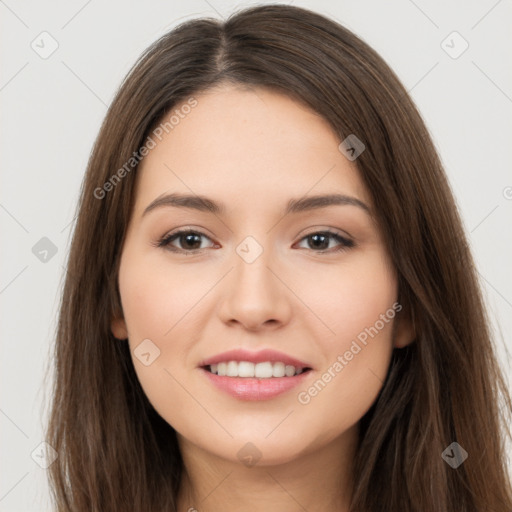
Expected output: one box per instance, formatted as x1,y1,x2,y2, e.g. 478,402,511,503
142,192,371,217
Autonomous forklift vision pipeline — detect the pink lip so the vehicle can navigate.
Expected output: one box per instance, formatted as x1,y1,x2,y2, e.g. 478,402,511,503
198,348,312,369
201,368,312,400
198,348,313,401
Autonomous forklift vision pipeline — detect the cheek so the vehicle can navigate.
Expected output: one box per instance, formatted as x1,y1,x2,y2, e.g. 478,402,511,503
293,250,397,425
117,248,216,417
118,249,211,346
297,248,397,344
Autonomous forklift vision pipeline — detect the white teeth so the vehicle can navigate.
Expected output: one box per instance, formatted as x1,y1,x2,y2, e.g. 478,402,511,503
208,360,307,378
255,362,273,378
272,362,285,377
285,365,296,377
238,361,255,378
226,361,238,377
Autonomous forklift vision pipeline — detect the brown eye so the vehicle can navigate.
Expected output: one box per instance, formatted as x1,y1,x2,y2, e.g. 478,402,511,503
154,229,354,254
157,230,215,252
296,231,354,252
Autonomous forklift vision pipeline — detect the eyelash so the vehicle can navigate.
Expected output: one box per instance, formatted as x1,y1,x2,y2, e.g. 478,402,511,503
152,229,355,254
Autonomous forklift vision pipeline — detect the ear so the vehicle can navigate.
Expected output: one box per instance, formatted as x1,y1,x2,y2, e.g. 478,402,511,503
392,304,416,349
111,314,128,340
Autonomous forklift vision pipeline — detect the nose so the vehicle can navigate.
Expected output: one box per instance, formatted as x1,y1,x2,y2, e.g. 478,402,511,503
217,243,293,332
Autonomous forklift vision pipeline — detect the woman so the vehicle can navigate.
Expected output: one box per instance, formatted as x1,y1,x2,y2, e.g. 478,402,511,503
45,4,512,511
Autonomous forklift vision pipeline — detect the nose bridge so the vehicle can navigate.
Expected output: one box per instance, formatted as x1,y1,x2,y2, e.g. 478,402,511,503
233,234,278,298
218,233,292,329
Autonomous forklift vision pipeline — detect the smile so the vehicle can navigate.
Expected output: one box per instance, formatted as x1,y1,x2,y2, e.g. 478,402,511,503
199,348,314,400
206,361,311,378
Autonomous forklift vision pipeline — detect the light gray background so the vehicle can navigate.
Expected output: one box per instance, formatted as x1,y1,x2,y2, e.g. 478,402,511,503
1,0,511,510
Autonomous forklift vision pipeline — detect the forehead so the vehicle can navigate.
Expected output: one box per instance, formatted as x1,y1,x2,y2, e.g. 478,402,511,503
133,85,371,217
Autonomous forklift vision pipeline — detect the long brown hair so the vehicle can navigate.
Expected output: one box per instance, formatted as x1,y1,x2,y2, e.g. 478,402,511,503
44,4,512,510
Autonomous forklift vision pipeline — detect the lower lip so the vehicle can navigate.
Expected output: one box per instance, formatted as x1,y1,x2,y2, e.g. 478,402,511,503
201,368,311,401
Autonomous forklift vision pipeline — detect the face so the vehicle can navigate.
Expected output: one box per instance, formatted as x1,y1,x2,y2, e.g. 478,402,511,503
111,84,413,466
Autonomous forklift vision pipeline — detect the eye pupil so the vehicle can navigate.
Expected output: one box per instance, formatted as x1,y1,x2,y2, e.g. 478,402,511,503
181,233,202,249
309,233,329,250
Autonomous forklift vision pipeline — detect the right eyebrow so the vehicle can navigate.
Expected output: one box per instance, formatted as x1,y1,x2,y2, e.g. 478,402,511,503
142,193,225,217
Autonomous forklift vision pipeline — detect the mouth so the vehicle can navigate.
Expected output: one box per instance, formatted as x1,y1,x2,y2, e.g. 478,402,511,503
198,348,314,400
203,361,312,378
199,353,313,400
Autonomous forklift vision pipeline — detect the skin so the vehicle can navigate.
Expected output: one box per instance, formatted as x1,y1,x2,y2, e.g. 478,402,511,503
111,84,414,511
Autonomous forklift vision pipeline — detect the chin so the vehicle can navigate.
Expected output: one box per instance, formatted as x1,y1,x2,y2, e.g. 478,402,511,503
180,424,318,468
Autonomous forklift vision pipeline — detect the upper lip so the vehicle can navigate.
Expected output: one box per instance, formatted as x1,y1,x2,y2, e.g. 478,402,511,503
199,349,313,370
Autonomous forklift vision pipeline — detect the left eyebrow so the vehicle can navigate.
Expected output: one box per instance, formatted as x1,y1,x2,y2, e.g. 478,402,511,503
285,194,371,216
141,192,371,218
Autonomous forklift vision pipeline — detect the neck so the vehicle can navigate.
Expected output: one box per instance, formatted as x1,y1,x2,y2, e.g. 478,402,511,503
176,425,358,512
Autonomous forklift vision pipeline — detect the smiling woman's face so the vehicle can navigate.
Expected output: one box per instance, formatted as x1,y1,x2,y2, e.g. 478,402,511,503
111,84,412,466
